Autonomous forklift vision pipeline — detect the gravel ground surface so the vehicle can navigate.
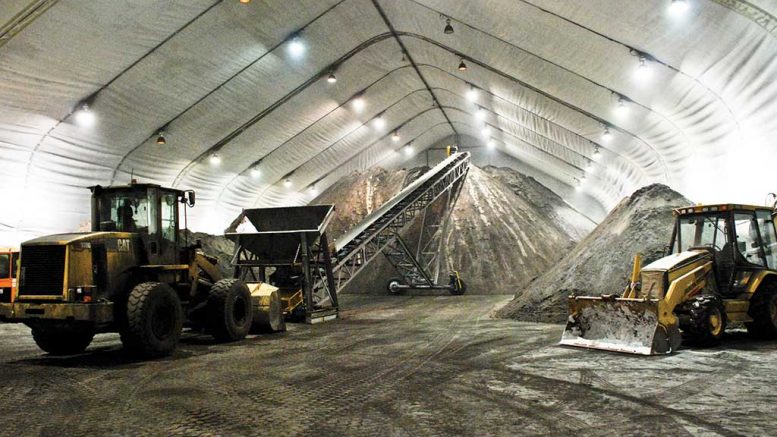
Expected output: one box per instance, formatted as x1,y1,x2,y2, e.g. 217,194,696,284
0,295,773,436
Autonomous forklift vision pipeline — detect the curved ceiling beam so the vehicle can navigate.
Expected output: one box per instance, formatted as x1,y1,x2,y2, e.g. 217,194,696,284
370,0,456,134
0,0,63,49
165,32,669,190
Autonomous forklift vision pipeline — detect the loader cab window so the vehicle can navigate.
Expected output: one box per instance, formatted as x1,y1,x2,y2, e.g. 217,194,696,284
160,193,177,244
0,254,9,279
756,211,777,269
95,190,150,233
734,213,766,267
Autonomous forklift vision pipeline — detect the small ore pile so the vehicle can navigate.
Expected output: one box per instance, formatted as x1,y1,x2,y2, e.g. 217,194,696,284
312,164,594,295
496,183,692,323
179,229,235,279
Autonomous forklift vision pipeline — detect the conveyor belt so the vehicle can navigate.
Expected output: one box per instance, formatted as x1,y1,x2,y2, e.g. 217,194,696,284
332,152,470,292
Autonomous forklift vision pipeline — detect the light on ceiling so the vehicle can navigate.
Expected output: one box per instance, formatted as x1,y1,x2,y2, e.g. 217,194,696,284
404,145,413,155
284,178,292,188
392,131,400,142
593,146,601,160
155,129,166,145
373,115,386,130
614,96,629,118
668,0,689,16
327,71,337,84
487,138,496,149
575,181,583,191
602,126,612,142
580,173,587,182
475,106,486,120
585,160,593,172
288,35,305,58
309,185,318,196
481,125,491,137
466,84,478,102
250,167,261,178
239,0,251,3
634,56,652,82
352,95,365,112
458,58,467,71
444,18,454,34
209,153,221,165
75,103,95,127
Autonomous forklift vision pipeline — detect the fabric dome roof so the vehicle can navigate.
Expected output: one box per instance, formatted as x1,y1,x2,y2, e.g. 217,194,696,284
1,0,776,243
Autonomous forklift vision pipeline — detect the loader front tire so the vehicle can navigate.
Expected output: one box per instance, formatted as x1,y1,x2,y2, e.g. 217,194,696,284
746,284,777,339
682,295,726,347
31,324,95,355
207,279,253,342
121,282,183,358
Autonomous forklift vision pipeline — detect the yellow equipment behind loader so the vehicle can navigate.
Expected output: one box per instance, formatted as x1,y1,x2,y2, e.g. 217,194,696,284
562,204,777,355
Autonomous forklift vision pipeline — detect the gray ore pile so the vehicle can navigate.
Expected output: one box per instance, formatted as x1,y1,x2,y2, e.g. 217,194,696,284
495,183,692,323
312,164,596,295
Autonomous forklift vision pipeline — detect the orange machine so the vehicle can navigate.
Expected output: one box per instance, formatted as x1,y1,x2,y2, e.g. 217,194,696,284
0,249,19,304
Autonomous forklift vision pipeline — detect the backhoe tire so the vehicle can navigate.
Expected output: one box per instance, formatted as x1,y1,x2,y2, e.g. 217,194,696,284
207,279,253,342
682,295,726,347
746,284,777,339
120,282,183,358
31,324,94,355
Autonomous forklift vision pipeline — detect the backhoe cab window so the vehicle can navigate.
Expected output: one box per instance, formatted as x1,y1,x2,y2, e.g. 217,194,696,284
677,214,728,253
735,213,766,267
96,191,149,232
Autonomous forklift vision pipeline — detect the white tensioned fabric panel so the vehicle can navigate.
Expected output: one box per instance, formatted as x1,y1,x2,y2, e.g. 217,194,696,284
1,0,777,245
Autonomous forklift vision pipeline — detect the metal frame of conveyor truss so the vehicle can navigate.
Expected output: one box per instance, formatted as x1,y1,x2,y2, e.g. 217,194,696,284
331,152,471,295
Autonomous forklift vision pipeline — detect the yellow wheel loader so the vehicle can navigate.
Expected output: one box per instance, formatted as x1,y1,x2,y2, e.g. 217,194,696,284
562,204,777,355
0,182,284,357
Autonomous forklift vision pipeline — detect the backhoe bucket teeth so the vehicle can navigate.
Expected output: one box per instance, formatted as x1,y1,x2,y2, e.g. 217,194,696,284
560,297,681,355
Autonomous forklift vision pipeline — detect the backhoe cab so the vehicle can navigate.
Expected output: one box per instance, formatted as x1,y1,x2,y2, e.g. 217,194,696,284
562,204,777,355
0,182,282,357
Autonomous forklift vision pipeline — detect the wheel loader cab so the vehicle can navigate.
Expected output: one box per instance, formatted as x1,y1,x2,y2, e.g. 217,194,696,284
672,206,777,294
90,183,187,266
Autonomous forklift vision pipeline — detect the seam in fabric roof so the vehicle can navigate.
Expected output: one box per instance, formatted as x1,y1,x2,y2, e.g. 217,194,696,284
0,0,61,48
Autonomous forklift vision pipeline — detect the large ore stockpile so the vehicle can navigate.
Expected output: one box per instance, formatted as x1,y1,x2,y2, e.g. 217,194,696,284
496,184,692,323
313,164,583,295
180,229,235,279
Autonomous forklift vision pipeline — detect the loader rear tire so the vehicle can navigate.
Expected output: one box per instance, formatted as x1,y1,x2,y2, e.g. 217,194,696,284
746,284,777,339
207,279,253,342
121,282,183,358
682,295,726,347
31,324,94,355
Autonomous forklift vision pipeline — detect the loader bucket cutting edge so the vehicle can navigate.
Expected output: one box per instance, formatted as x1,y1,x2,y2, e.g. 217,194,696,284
560,297,680,355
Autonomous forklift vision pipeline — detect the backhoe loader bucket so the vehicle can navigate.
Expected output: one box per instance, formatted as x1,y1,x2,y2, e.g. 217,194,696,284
560,296,681,355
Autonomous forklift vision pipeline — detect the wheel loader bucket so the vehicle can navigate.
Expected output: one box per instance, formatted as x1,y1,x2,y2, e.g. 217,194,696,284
560,296,681,355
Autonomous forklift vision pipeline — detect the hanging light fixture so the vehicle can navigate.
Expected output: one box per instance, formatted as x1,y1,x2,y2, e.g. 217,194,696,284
373,114,386,130
351,94,365,112
250,166,261,178
481,125,491,137
239,0,251,4
287,34,305,58
487,138,496,149
404,144,413,155
593,146,601,160
602,126,613,142
668,0,689,16
575,179,584,191
327,71,337,84
634,56,652,82
284,178,292,188
585,160,593,172
309,184,318,195
443,18,454,34
209,153,221,165
75,103,95,127
458,58,467,71
466,84,478,102
614,96,629,118
392,131,401,142
155,129,167,145
475,106,485,120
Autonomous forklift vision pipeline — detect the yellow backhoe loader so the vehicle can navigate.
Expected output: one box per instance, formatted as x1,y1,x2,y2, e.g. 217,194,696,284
562,203,777,355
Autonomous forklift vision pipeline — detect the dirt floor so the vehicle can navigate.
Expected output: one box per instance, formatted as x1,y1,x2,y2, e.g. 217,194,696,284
0,295,773,436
